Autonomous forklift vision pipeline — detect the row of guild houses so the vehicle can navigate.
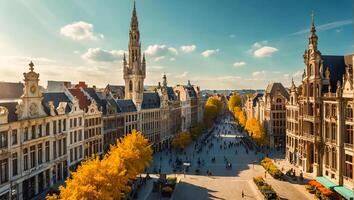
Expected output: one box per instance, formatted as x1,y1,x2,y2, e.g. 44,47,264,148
0,2,204,200
245,14,353,199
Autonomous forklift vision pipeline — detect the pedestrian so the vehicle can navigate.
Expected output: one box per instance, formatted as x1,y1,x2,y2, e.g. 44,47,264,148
241,190,244,198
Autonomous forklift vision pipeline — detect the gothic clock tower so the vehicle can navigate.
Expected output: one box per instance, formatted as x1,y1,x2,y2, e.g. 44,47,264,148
123,1,146,110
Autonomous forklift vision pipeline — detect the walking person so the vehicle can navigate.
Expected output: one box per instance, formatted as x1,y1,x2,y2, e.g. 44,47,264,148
241,190,244,198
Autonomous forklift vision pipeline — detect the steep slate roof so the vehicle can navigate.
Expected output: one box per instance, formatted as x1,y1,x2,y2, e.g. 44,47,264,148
142,92,160,109
0,102,18,122
265,82,289,99
186,86,197,98
116,99,136,113
321,55,346,93
107,98,121,113
68,88,91,111
42,92,72,114
252,93,264,107
167,87,177,101
83,88,107,114
0,82,24,100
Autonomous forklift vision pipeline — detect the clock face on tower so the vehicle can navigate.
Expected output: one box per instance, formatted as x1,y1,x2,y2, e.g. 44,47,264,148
30,84,36,94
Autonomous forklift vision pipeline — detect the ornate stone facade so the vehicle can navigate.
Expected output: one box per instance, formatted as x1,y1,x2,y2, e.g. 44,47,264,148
285,14,353,194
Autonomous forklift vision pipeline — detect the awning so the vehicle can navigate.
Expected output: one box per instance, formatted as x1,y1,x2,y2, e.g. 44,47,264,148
316,176,354,200
333,186,354,200
315,176,337,189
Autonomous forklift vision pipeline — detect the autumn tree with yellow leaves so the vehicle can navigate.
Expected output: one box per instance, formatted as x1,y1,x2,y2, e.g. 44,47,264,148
47,130,152,200
204,96,223,127
228,94,242,111
171,131,192,150
233,106,247,127
245,118,268,146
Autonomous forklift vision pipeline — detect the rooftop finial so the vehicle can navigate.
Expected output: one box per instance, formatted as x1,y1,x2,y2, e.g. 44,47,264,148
29,61,34,72
311,10,316,33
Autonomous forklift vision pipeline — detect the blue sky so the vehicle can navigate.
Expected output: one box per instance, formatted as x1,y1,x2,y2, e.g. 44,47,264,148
0,0,352,89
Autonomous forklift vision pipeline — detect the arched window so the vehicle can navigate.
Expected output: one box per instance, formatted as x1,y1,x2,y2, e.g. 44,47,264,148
138,81,141,92
129,81,133,92
276,98,282,103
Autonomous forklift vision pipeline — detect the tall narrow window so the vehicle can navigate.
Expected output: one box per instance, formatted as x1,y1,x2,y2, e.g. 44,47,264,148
0,131,7,149
0,158,8,184
12,153,17,176
23,148,28,171
12,130,17,145
129,81,133,92
30,145,36,168
38,143,43,165
45,142,50,162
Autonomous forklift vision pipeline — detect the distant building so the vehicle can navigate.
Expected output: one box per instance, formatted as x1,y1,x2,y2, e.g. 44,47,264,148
260,82,289,147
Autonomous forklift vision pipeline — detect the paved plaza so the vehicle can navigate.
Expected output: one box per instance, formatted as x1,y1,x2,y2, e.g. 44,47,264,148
141,115,314,200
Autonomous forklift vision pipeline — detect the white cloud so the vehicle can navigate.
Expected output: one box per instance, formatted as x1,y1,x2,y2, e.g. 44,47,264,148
180,45,196,53
254,46,278,57
145,44,178,56
201,49,220,57
175,71,188,79
292,19,353,35
233,61,246,67
229,34,236,38
252,70,266,76
169,57,176,61
81,48,125,63
248,41,278,58
154,56,166,62
60,21,104,41
145,44,178,62
73,50,80,54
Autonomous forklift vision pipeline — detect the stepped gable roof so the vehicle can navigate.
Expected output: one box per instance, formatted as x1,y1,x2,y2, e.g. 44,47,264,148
116,99,136,113
167,87,177,101
321,55,346,93
68,88,91,111
265,82,289,99
83,88,107,114
42,92,72,114
0,82,24,100
0,102,18,122
142,92,160,109
252,93,264,107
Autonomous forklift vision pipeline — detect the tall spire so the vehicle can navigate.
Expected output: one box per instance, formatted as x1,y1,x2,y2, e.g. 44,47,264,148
308,11,318,49
130,0,139,31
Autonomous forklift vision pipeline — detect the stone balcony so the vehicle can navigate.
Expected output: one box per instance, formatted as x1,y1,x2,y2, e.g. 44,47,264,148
344,143,353,151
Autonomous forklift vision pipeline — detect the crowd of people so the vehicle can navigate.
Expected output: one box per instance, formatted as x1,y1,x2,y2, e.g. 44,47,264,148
149,115,263,177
